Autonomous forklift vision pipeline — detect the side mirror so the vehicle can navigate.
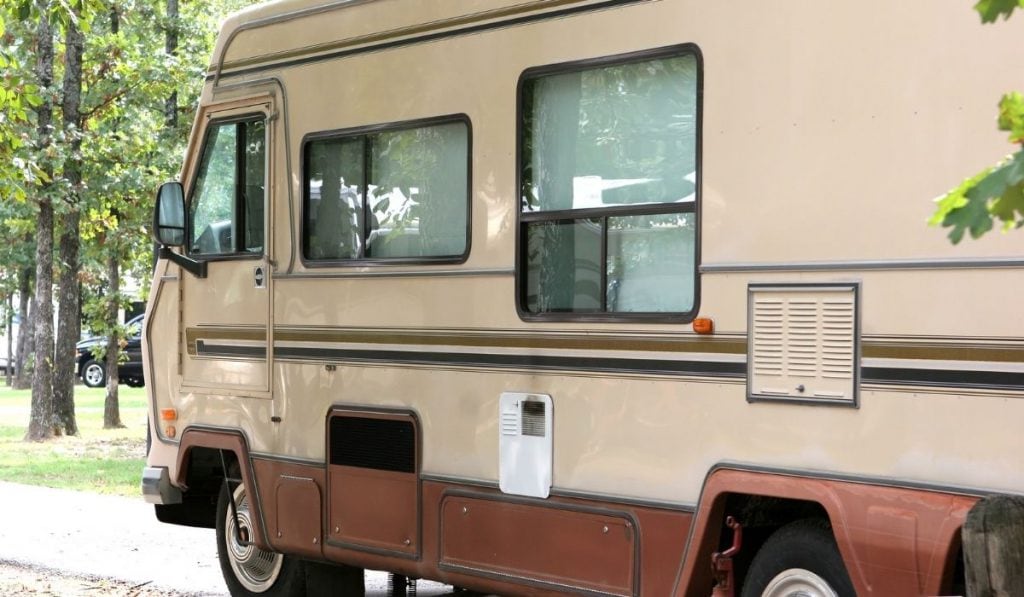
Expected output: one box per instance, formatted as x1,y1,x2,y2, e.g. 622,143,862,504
153,182,207,278
153,182,186,247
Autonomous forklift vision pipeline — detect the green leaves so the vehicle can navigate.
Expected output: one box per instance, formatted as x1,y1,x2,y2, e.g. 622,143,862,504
932,151,1024,243
931,4,1024,243
932,91,1024,244
974,0,1024,22
998,91,1024,143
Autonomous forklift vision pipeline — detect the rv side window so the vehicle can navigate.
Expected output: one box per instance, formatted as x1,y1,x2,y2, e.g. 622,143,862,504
188,117,266,256
303,118,469,263
519,48,699,318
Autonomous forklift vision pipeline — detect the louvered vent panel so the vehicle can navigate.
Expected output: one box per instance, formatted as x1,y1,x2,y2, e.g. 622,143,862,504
748,285,858,404
521,401,547,437
330,416,416,473
501,411,520,436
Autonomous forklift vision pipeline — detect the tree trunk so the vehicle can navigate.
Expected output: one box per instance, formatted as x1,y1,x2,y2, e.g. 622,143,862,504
54,13,85,436
14,270,34,390
165,0,178,129
103,252,123,429
27,0,57,442
6,294,12,386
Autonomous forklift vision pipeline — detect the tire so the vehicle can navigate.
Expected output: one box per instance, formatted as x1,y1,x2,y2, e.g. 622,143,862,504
81,360,106,388
216,480,305,596
305,560,365,597
740,518,855,597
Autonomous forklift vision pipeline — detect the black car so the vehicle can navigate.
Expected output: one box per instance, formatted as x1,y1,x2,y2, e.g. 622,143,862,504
76,314,145,388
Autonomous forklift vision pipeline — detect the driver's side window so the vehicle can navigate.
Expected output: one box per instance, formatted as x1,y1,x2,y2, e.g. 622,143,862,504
189,116,266,256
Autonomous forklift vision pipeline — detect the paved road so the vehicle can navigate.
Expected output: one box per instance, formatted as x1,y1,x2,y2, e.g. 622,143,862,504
0,482,453,596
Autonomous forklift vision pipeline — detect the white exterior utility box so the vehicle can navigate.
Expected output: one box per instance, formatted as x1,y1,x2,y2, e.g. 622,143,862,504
499,392,553,498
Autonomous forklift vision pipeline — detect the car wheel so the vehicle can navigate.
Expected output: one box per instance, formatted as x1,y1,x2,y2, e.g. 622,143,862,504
81,360,106,388
125,378,145,388
741,518,855,597
216,479,305,596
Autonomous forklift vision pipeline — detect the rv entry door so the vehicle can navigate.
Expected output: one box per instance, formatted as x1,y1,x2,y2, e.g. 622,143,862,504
179,100,275,397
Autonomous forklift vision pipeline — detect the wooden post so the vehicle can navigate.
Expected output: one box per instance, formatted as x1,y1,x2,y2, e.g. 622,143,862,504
962,495,1024,596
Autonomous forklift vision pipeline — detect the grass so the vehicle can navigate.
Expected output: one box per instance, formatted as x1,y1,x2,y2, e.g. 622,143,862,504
0,385,149,496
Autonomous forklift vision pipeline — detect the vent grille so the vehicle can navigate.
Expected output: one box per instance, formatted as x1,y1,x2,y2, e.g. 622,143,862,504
749,285,858,403
329,416,416,473
521,401,547,437
501,410,519,436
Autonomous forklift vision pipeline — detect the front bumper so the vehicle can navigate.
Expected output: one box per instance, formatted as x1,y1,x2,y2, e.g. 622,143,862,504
141,466,182,504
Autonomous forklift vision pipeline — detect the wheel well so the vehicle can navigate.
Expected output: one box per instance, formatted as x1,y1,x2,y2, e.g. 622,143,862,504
155,447,236,529
718,493,832,592
943,534,965,596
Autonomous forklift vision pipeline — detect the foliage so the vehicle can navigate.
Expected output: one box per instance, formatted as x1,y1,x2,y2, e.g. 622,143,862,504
1,0,257,327
0,0,260,439
931,3,1024,242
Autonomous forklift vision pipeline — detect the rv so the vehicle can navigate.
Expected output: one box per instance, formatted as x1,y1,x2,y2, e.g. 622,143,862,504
142,1,1024,595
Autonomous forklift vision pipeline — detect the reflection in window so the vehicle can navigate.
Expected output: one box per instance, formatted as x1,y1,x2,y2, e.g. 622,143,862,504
189,118,265,256
525,219,602,313
304,120,469,262
607,213,695,313
520,49,699,316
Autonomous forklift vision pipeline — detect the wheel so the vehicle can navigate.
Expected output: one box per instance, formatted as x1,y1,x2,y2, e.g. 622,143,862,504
740,518,855,597
216,480,305,596
125,378,145,388
81,360,106,388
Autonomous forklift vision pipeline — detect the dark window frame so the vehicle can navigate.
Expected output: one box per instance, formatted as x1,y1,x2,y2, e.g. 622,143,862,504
185,113,268,262
515,43,703,323
299,114,473,268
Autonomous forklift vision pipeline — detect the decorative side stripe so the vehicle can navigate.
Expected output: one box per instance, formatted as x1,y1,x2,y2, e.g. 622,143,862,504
189,326,746,355
212,0,650,81
192,340,1024,391
277,346,745,379
187,326,1024,363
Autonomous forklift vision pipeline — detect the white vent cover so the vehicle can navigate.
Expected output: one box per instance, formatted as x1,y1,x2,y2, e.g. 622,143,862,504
747,284,859,405
499,392,553,498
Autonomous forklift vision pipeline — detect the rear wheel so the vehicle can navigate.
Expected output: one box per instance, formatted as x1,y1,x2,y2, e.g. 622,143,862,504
741,519,855,597
216,481,304,596
81,360,105,388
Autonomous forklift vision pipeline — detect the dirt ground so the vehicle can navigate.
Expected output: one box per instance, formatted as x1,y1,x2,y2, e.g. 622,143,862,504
0,482,459,596
0,562,196,596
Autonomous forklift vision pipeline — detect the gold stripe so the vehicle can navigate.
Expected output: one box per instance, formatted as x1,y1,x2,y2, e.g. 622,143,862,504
187,326,744,355
186,327,266,345
275,329,746,355
218,0,607,73
186,325,1024,364
862,344,1024,363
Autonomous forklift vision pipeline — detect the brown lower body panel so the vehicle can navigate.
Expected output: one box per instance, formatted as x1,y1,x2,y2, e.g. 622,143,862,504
206,449,975,596
250,457,692,595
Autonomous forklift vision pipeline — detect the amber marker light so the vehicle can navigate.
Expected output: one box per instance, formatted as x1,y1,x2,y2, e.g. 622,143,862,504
692,318,714,335
165,425,177,439
160,408,178,421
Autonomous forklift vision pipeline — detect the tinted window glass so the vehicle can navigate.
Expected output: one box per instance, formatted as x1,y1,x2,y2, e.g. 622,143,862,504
520,50,699,317
304,119,469,262
189,118,265,256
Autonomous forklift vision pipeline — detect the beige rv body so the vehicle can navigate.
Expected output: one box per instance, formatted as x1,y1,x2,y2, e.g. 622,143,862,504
143,1,1024,595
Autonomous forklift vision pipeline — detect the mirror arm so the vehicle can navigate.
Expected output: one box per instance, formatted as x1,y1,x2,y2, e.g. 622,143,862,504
159,246,208,279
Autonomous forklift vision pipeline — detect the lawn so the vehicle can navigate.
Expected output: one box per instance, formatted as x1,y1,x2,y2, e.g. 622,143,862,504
0,385,149,496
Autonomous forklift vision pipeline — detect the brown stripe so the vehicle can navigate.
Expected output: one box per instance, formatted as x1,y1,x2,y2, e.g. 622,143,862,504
219,0,601,72
862,343,1024,363
187,326,744,355
276,329,745,355
185,326,1024,364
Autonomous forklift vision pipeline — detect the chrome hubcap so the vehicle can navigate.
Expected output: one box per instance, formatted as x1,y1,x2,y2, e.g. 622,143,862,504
224,484,283,593
84,364,104,386
762,568,839,597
